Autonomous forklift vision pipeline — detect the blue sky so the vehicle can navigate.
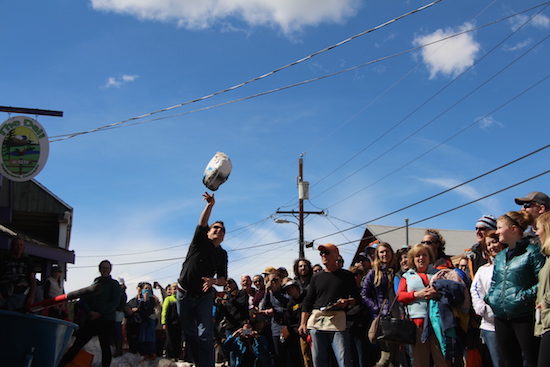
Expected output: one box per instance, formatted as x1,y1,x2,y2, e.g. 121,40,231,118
1,0,549,296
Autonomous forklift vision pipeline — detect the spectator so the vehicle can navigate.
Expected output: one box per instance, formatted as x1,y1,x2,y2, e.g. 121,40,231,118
258,272,290,366
397,244,447,367
361,242,400,367
456,256,471,288
293,258,313,292
465,215,497,278
486,211,545,367
347,265,370,367
251,274,266,309
393,246,412,367
421,229,453,269
299,244,359,367
223,322,271,367
535,211,550,366
284,279,312,367
312,264,323,274
114,277,127,357
162,282,182,361
43,264,67,319
218,277,249,367
125,282,145,354
137,282,158,360
239,274,256,310
515,191,550,225
470,230,506,367
0,237,36,311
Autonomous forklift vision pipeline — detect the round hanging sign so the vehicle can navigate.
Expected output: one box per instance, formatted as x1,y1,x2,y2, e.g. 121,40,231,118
0,115,49,182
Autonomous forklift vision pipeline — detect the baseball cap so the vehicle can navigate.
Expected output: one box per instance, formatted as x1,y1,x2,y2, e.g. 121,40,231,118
318,243,339,256
515,191,550,207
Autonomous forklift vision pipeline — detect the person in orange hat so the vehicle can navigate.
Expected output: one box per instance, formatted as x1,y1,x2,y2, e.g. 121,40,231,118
298,244,359,367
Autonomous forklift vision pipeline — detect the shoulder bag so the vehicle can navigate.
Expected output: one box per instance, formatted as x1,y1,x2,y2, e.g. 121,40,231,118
377,296,416,345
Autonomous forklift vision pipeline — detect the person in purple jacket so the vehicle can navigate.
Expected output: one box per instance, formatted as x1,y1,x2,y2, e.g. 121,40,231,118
361,242,399,367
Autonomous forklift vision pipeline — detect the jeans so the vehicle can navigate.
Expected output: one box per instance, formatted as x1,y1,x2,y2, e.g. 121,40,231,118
177,289,215,367
309,329,352,367
481,329,504,367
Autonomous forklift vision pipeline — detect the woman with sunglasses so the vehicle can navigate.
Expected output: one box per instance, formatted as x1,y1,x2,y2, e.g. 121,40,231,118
486,211,545,367
361,242,399,367
421,229,453,270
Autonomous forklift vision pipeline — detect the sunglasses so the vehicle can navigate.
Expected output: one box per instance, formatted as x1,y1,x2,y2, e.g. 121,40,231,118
320,250,331,256
270,278,280,283
420,240,436,245
475,227,487,232
523,202,539,209
211,225,225,232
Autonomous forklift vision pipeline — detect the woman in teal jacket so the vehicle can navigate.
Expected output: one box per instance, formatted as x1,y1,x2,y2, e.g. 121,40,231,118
486,211,545,367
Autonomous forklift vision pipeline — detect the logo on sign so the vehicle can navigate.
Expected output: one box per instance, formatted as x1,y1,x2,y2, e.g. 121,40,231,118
0,116,49,182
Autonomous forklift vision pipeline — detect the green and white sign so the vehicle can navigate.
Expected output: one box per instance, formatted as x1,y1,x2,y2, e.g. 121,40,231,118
0,115,49,182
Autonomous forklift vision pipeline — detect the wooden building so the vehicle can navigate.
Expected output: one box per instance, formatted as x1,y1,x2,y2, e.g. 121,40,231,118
0,176,74,281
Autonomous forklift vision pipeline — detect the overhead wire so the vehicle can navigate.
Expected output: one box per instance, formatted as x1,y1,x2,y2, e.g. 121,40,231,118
68,143,550,268
310,9,549,200
48,3,547,143
325,70,550,209
64,2,550,271
48,0,444,142
304,0,500,161
333,169,550,247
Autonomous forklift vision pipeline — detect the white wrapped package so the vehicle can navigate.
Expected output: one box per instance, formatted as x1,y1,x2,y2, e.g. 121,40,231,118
203,152,232,191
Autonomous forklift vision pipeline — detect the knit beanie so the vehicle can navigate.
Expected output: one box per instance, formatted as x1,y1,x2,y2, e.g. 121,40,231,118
476,215,497,230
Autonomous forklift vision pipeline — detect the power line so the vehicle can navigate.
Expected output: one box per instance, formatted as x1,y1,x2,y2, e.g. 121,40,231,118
48,0,443,142
49,2,548,143
311,15,549,200
325,68,550,209
72,142,550,267
333,169,550,247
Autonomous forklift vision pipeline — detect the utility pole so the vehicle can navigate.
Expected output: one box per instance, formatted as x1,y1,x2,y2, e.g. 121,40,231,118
276,154,324,258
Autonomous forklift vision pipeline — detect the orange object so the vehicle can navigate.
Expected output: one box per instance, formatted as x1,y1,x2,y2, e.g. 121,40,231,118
66,349,94,367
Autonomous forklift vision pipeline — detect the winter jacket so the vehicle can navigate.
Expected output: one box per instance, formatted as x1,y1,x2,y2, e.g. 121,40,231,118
485,238,545,320
82,275,121,321
535,256,550,337
360,265,394,317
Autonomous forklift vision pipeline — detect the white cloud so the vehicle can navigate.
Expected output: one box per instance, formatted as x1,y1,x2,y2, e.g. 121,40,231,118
103,74,140,88
91,0,360,35
502,38,533,52
416,177,498,215
412,22,480,79
509,13,550,31
478,115,503,130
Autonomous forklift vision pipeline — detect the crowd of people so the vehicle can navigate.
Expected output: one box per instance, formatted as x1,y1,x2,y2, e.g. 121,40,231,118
3,190,550,367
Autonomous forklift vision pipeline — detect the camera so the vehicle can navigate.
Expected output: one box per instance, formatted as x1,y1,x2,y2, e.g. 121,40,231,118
241,328,252,335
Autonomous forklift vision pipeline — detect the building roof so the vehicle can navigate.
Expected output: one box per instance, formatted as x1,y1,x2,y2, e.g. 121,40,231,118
354,224,475,262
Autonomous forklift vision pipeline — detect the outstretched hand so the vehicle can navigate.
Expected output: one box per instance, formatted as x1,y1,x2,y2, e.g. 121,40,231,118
202,192,215,205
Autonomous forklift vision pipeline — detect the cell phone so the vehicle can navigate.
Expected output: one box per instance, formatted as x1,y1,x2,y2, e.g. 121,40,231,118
241,328,252,335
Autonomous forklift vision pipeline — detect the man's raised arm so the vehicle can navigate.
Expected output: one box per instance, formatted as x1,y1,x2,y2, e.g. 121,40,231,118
199,192,215,227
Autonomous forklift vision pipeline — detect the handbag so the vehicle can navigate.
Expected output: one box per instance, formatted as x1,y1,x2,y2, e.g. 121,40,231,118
377,297,416,345
368,299,387,343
